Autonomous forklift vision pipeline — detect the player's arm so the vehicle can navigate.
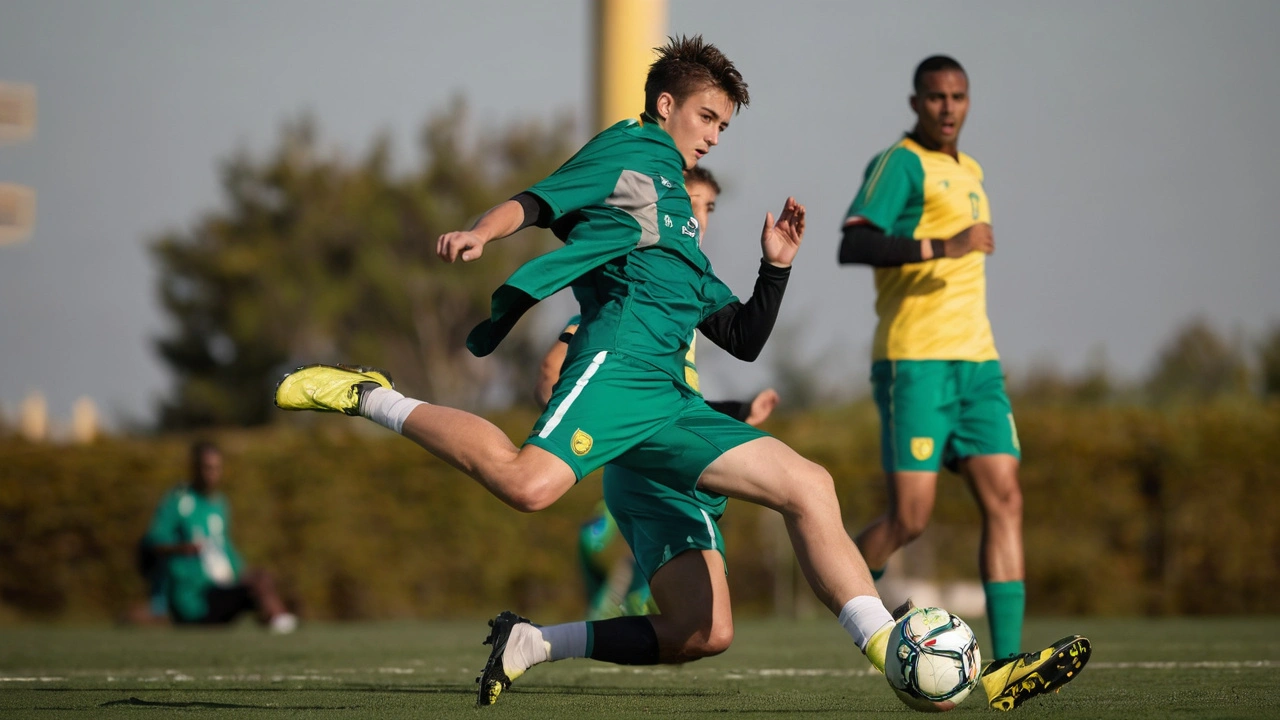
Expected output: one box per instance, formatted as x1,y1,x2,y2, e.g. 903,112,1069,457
534,323,577,408
697,199,804,361
838,218,993,266
839,218,945,266
436,192,552,263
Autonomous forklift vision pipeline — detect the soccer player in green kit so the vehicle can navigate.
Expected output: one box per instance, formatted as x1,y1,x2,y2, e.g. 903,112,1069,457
540,166,779,622
276,36,933,709
838,55,1089,710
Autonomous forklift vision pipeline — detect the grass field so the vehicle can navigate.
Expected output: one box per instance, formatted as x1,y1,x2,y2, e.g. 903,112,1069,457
2,617,1277,719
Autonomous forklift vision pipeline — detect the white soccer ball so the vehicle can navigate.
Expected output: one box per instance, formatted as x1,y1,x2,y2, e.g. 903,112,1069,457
884,607,982,713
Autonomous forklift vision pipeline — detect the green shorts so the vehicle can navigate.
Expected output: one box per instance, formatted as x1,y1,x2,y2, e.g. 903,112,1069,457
603,463,728,583
871,359,1021,474
526,351,768,483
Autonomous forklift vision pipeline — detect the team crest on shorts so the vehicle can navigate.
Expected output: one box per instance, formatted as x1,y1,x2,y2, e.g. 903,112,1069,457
571,429,593,456
910,437,934,461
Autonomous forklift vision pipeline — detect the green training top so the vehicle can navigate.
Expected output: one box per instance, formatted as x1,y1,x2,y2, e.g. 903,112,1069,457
468,116,736,387
144,485,245,621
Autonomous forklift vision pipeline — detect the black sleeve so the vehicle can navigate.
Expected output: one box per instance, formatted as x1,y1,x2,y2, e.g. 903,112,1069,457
512,192,553,232
838,223,946,268
706,399,751,422
697,260,790,362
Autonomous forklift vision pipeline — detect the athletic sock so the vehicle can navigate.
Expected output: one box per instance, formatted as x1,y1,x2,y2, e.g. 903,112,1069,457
359,386,424,434
838,595,895,671
540,621,589,662
502,623,552,674
984,580,1026,660
587,616,660,665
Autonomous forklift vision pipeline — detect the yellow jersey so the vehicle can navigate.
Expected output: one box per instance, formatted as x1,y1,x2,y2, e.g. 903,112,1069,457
845,135,997,362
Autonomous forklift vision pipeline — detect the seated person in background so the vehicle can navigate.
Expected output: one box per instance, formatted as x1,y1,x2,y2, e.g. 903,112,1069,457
142,440,297,633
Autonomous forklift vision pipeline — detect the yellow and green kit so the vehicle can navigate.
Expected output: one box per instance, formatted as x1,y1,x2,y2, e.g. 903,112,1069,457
846,134,1018,472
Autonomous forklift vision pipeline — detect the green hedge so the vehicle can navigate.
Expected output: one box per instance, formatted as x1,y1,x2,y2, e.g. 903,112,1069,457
1,402,1276,622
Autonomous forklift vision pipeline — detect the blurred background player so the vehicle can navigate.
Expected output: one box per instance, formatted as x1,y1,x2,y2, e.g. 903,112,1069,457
535,167,780,621
142,441,297,633
837,55,1088,710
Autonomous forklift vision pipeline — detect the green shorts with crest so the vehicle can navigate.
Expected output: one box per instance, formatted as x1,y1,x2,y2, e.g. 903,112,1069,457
871,359,1021,474
527,350,766,578
526,350,767,482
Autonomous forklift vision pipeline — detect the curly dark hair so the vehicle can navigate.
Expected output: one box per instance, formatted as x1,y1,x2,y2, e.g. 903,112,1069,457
644,35,749,118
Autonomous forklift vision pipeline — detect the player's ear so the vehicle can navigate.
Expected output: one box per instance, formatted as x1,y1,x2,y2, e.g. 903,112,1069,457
908,93,919,114
656,92,676,121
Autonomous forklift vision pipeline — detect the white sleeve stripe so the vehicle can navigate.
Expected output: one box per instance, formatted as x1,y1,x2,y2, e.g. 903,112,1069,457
538,351,610,439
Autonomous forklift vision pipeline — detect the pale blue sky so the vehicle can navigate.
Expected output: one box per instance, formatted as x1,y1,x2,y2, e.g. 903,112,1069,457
1,0,1277,427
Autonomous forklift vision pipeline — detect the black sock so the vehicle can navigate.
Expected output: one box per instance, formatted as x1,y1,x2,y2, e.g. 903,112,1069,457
587,616,660,665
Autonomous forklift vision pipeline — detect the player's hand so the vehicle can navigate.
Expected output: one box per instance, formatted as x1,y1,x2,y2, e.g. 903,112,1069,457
437,230,488,263
761,197,806,268
944,223,994,257
745,388,780,426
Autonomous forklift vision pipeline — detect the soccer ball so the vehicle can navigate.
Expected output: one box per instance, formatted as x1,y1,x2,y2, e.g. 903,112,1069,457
884,607,982,712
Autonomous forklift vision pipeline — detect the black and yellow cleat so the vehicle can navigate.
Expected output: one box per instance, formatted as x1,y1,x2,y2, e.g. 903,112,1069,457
273,364,392,415
981,635,1091,711
476,610,532,707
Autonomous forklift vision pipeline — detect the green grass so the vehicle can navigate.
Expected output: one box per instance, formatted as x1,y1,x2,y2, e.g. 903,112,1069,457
2,618,1277,718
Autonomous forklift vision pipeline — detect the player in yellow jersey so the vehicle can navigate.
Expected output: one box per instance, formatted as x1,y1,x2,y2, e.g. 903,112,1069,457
838,55,1089,711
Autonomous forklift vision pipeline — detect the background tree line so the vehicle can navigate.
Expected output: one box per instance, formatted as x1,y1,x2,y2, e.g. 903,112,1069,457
150,101,574,428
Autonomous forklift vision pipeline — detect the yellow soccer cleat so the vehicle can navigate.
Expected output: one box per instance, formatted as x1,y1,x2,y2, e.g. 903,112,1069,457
273,364,392,415
981,635,1091,711
864,620,894,675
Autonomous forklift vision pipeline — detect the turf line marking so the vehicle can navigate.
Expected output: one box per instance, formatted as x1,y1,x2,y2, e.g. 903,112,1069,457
6,660,1274,685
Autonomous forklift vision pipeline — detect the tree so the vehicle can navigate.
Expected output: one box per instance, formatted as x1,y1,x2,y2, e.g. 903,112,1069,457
1144,318,1250,404
151,101,575,428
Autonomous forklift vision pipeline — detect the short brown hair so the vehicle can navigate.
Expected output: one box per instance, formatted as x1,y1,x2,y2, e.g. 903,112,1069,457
684,165,721,195
645,35,749,118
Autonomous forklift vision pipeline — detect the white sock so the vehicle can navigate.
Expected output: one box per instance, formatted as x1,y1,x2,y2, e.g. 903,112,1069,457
540,621,589,662
838,596,894,651
502,623,551,675
359,387,424,434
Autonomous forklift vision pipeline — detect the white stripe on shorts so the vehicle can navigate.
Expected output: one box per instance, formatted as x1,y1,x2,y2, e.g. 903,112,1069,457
538,350,609,439
700,509,717,550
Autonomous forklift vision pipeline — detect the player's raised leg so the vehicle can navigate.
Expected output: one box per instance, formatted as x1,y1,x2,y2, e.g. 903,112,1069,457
696,436,896,668
274,363,576,512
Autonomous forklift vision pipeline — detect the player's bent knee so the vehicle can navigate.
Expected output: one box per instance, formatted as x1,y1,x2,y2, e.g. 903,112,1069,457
784,464,838,514
677,623,734,660
888,512,930,544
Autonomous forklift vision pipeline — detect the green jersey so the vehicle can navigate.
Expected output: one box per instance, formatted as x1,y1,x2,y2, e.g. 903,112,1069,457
468,116,736,387
144,485,245,621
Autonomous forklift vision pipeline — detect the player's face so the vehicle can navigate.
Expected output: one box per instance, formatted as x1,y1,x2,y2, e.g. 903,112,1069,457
655,87,734,168
686,181,718,244
194,450,223,491
910,69,969,150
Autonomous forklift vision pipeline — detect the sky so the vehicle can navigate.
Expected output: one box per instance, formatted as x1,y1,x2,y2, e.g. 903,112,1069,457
1,0,1277,428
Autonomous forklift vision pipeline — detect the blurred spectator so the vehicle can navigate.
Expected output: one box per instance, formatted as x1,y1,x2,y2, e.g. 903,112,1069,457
140,441,296,632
